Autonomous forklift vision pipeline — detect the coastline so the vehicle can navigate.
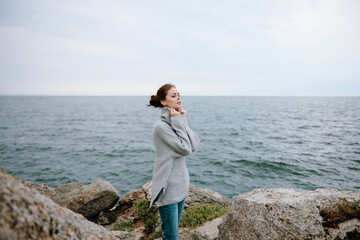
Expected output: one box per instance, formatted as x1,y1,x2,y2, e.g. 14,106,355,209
1,169,360,240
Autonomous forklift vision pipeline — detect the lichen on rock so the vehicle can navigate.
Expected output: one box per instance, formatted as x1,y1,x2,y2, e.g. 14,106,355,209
0,171,116,240
217,188,360,240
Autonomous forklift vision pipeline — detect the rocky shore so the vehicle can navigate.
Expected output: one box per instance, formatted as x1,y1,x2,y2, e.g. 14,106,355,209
1,171,359,239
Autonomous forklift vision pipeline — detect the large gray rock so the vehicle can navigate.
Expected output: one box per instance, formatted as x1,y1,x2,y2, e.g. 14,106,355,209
186,185,229,207
191,217,222,240
142,181,229,207
179,217,223,240
23,179,120,219
218,188,360,240
0,171,116,240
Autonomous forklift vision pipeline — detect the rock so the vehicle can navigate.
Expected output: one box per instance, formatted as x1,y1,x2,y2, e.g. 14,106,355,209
97,211,110,225
112,227,146,240
217,188,360,240
192,217,222,240
186,185,229,207
101,189,147,228
119,189,146,207
178,228,193,239
21,180,56,197
23,179,120,219
112,230,132,239
142,181,152,201
178,217,223,240
142,181,229,207
132,226,146,240
0,171,116,240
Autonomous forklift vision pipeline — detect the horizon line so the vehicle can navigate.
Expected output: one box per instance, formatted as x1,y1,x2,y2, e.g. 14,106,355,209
0,94,359,97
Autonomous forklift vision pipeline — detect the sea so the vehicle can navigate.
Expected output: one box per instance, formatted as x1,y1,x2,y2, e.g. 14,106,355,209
0,96,359,199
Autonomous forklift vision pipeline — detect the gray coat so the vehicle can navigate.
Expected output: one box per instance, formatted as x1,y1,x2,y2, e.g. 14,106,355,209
150,107,200,208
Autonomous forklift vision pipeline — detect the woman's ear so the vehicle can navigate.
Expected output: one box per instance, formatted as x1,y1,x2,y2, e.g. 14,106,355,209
160,100,167,107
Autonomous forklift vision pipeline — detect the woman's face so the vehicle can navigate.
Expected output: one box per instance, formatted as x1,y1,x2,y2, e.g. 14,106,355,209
161,87,181,109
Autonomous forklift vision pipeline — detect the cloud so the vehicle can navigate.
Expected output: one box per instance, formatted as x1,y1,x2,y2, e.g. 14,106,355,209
0,0,359,96
266,0,360,57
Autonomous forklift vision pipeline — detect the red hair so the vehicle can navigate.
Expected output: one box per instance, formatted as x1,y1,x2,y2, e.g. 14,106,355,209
148,83,176,108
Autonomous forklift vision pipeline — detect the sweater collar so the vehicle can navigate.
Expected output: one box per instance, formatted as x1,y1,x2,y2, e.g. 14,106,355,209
160,107,170,123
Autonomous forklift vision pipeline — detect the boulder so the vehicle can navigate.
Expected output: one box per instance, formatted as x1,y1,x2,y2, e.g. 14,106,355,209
178,217,223,240
142,181,229,207
178,228,192,239
186,185,229,207
191,217,222,240
21,180,56,197
119,189,146,207
23,179,120,219
0,171,116,240
217,188,360,240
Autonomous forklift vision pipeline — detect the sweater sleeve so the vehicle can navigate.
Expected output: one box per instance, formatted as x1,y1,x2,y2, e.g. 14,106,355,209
155,115,194,156
183,117,200,152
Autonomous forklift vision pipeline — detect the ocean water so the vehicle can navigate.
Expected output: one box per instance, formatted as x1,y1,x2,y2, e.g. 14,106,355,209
0,96,359,198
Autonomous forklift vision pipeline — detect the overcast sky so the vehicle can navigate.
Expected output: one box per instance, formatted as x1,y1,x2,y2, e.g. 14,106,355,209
0,0,359,96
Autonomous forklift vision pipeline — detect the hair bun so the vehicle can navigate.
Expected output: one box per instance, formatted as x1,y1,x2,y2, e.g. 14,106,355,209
148,94,163,108
147,83,175,108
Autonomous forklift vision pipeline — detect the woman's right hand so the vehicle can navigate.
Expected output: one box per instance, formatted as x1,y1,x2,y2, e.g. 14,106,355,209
169,107,181,117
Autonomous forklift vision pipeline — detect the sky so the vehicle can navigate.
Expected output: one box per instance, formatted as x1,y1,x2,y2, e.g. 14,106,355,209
0,0,359,96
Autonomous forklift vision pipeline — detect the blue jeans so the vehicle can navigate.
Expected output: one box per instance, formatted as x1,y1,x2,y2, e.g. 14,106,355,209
158,198,186,240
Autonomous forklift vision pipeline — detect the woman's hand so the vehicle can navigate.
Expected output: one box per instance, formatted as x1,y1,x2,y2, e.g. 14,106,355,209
169,107,181,117
178,107,187,118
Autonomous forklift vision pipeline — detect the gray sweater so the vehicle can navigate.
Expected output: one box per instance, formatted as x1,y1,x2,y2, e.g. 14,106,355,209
150,107,200,208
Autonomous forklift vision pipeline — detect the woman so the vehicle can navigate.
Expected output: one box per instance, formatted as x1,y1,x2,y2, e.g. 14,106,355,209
148,83,200,239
